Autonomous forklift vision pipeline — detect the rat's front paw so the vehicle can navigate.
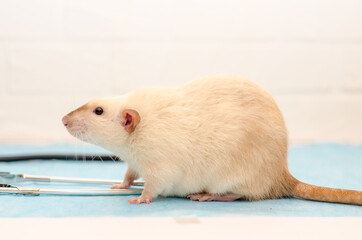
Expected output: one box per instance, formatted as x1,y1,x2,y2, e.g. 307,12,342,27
110,182,131,189
128,196,152,205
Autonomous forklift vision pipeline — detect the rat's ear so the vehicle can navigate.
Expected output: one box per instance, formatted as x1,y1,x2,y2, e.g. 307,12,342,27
122,109,140,133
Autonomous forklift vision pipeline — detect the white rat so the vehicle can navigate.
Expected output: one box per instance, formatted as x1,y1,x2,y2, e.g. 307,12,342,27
62,76,362,205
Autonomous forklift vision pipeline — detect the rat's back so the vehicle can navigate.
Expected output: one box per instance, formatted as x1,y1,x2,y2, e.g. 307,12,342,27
130,76,293,200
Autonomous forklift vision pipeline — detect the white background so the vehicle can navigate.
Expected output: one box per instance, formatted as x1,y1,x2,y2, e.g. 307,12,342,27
0,0,361,143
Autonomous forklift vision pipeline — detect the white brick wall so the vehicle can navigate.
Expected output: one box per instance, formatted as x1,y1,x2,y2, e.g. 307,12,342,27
0,0,362,143
0,0,64,40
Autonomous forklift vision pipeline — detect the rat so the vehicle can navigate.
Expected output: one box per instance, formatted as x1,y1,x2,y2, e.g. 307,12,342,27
62,76,362,205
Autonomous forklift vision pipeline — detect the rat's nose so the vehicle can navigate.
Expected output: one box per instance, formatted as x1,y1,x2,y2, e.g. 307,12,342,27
62,116,69,127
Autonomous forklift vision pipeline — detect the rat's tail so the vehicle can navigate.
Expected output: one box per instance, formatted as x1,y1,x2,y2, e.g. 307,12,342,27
291,180,362,205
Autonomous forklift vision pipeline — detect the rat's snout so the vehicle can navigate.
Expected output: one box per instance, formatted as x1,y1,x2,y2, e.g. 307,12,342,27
62,105,90,142
62,112,87,137
62,115,70,127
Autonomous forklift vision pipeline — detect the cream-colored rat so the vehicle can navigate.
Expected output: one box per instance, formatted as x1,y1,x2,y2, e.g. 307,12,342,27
62,76,362,205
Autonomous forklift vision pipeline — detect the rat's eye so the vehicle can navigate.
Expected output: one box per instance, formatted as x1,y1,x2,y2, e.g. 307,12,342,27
94,107,103,115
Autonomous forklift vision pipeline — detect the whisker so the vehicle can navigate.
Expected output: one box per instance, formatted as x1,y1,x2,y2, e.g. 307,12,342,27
82,142,86,163
86,134,95,162
98,154,104,163
74,134,79,162
109,154,116,163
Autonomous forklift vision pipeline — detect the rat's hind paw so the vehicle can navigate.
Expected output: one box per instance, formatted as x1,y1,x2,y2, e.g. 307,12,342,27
188,193,241,202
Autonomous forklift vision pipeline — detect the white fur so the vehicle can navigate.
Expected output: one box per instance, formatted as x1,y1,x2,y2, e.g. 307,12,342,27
63,76,294,201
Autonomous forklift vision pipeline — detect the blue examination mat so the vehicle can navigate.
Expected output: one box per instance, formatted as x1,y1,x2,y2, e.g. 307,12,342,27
0,143,361,217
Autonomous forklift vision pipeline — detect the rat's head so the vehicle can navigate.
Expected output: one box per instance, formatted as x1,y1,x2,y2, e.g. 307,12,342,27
62,97,140,150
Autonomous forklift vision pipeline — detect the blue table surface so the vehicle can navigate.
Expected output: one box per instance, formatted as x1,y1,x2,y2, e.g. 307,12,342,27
0,143,361,217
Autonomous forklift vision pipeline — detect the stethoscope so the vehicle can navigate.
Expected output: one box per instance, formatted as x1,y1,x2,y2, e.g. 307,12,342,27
0,154,144,196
